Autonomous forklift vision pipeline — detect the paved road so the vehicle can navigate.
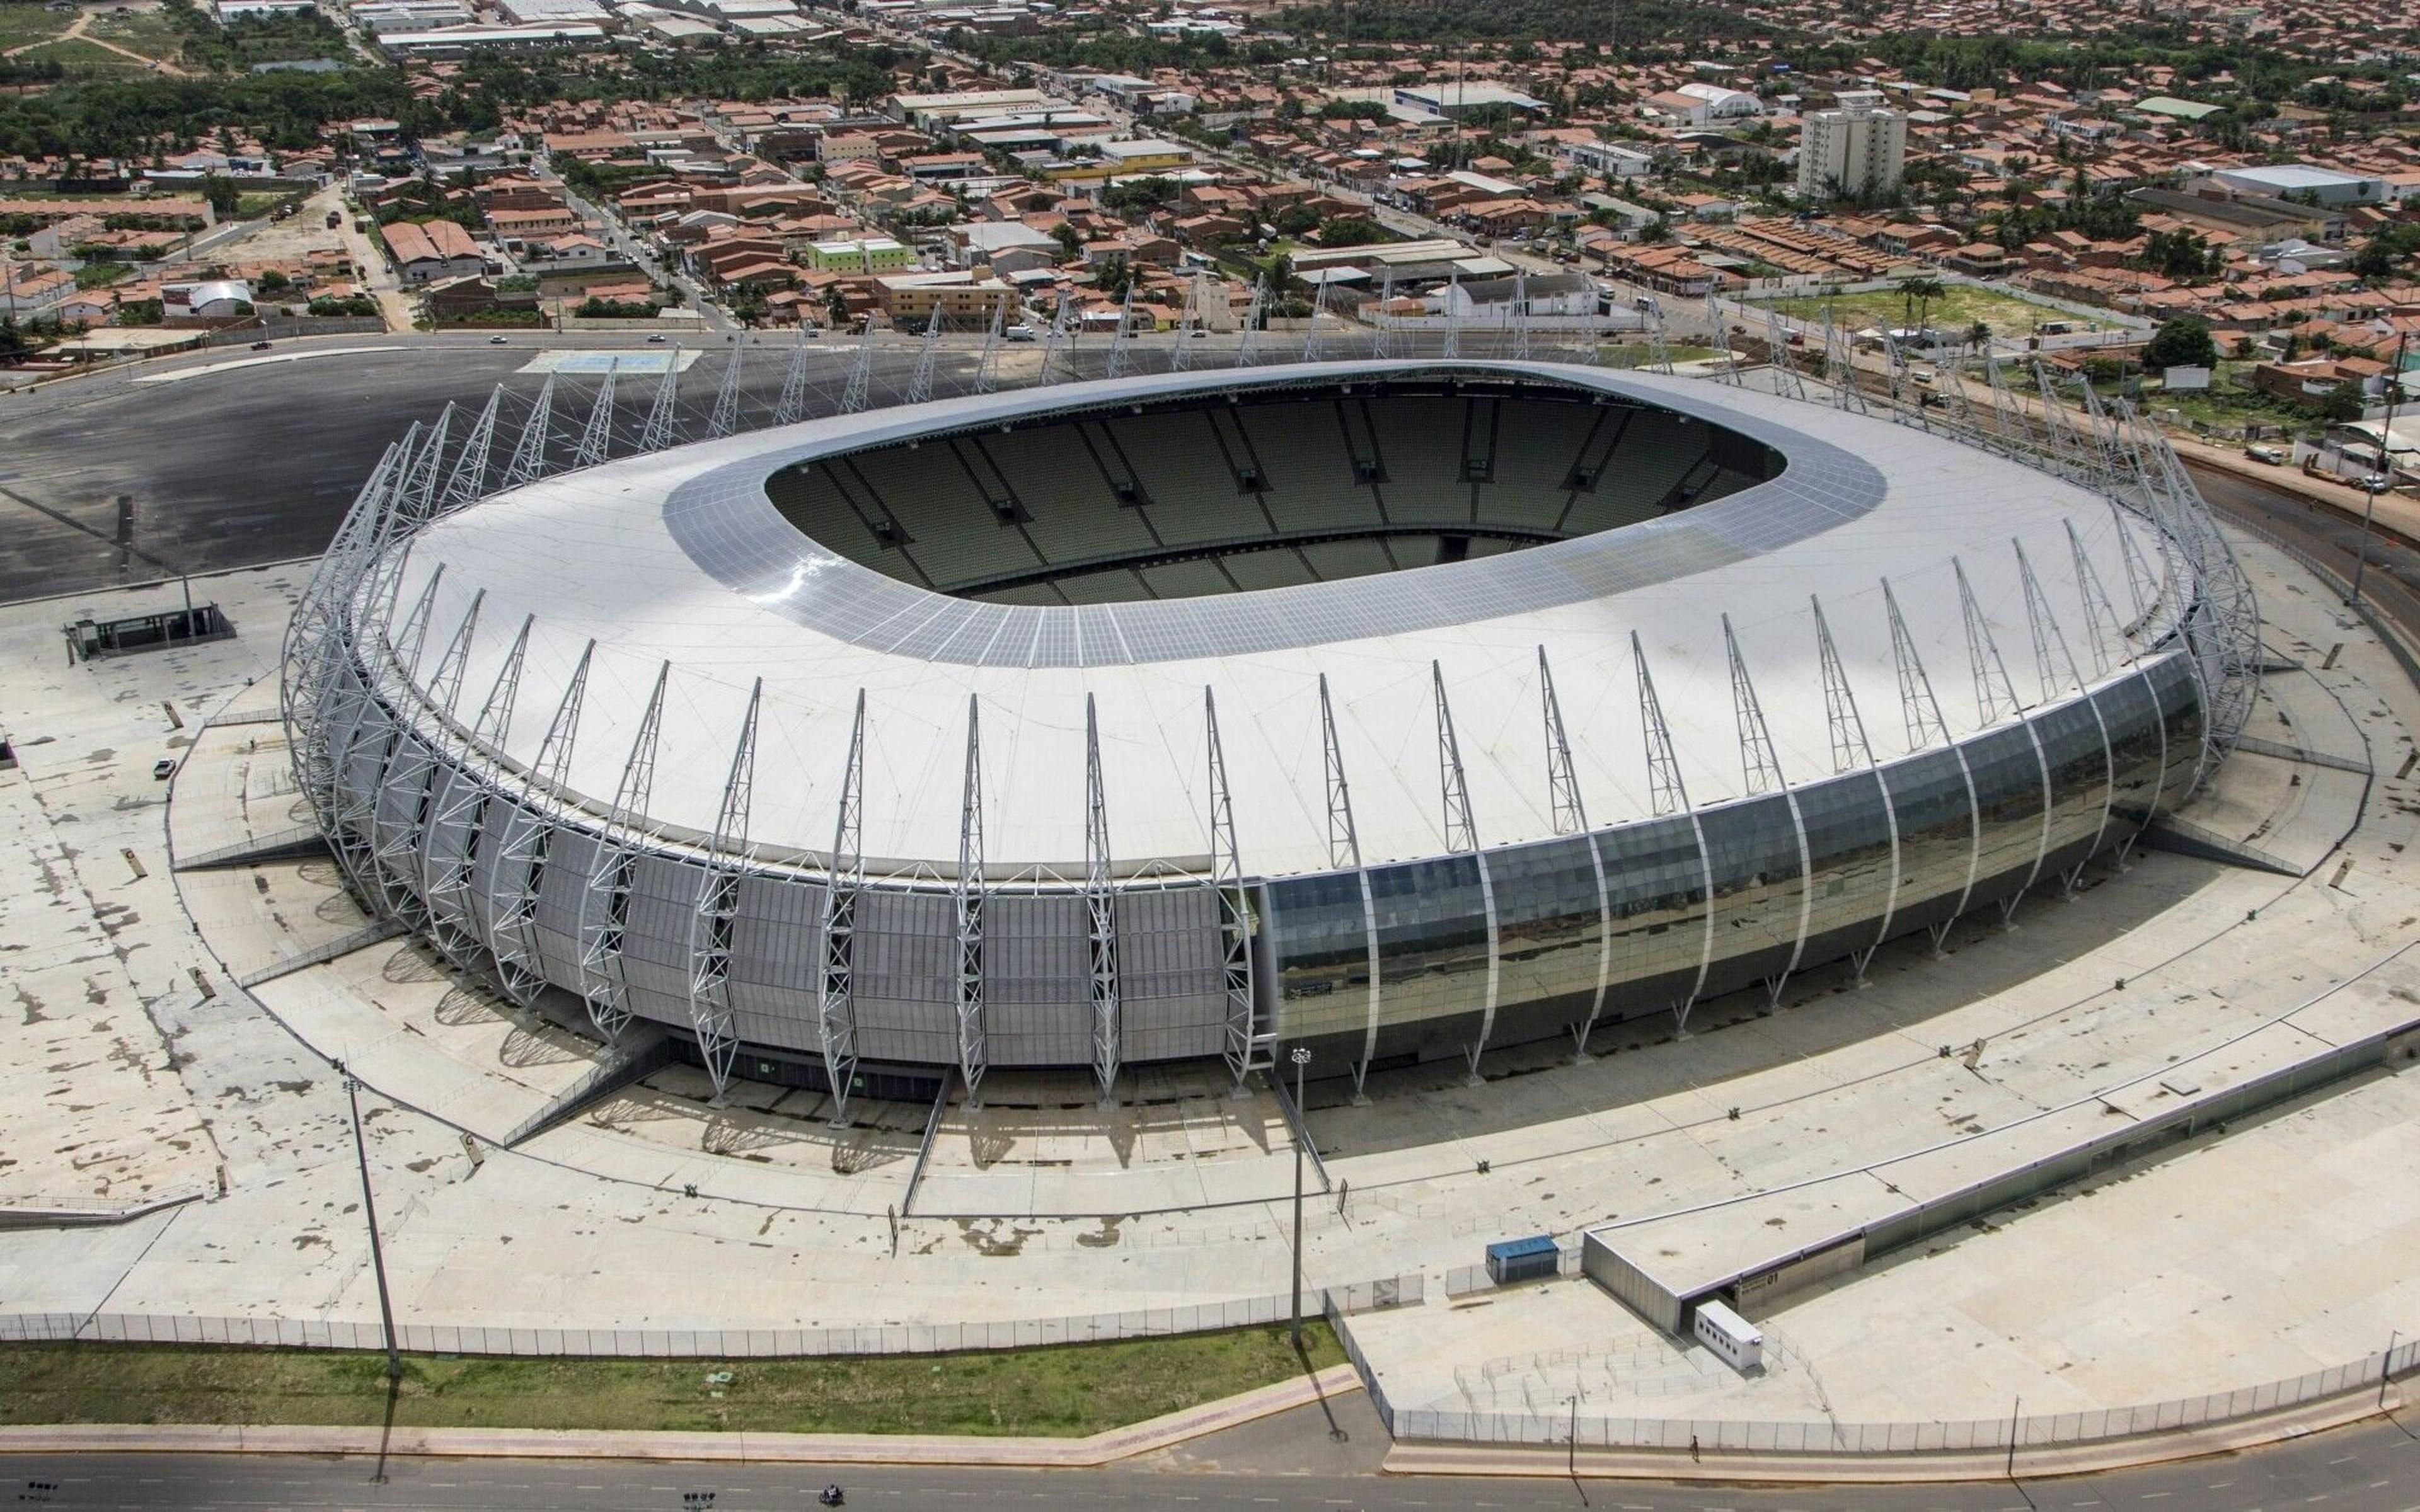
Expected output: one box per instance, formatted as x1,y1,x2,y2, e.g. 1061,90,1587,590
0,333,991,603
2191,464,2420,642
6,1399,2416,1509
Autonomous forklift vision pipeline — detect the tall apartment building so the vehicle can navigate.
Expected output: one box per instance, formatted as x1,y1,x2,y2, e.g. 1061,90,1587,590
1797,91,1906,202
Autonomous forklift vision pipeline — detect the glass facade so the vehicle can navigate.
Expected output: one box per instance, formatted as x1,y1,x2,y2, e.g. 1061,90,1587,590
325,590,2206,1080
1960,724,2049,908
1253,650,2201,1075
2032,697,2114,877
1264,871,1374,1046
1594,813,1712,1011
2095,670,2167,825
1489,834,1606,1044
1366,854,1492,1058
1877,746,1977,937
1695,794,1808,998
1793,769,1899,968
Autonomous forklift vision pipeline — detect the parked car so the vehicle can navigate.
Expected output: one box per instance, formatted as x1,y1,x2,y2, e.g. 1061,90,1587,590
151,758,176,781
2245,444,2285,465
2356,473,2392,494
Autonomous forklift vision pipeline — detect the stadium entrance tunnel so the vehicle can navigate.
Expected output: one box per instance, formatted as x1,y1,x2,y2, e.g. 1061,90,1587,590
763,370,1785,605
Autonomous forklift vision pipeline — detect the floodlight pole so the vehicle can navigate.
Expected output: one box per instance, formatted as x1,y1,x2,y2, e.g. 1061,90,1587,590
339,1065,403,1384
1290,1045,1311,1352
2349,331,2406,608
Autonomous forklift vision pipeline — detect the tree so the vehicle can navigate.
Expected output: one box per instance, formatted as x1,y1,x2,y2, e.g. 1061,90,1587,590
199,173,240,217
2142,314,2218,373
1899,275,1943,332
1050,221,1081,260
1314,215,1388,248
1271,202,1321,238
2320,379,2366,424
1637,216,1671,244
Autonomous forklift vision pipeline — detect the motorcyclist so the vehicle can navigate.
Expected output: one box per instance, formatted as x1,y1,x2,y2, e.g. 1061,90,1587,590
819,1486,844,1507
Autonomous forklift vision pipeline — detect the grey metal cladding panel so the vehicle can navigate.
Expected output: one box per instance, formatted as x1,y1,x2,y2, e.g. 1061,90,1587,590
729,871,825,1017
372,735,434,834
730,1007,821,1055
986,893,1091,1066
660,365,1889,667
1123,1019,1227,1063
531,827,601,987
339,704,392,795
851,889,955,1060
1112,887,1223,1004
467,792,529,939
618,853,706,1004
418,762,480,886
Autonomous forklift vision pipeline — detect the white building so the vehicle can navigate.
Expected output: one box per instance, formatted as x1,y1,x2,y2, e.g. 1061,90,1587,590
1797,90,1906,202
1676,83,1764,120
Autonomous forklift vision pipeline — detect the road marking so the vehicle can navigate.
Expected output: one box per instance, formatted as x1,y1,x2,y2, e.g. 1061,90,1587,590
132,346,401,385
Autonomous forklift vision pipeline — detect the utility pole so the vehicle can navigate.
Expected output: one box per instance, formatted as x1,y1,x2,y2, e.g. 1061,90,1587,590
2349,330,2407,608
339,1065,403,1385
1290,1045,1311,1351
2005,1395,2021,1481
2386,1329,2401,1411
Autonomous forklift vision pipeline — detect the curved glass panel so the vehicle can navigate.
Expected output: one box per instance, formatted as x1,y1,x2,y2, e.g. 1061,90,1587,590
1594,812,1711,1009
1368,854,1491,1038
1962,724,2048,903
1695,793,1805,997
1794,769,1897,963
1490,835,1606,1024
1265,871,1373,1043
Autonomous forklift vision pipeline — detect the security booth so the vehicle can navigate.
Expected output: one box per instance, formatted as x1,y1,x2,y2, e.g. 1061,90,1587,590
1485,1233,1560,1285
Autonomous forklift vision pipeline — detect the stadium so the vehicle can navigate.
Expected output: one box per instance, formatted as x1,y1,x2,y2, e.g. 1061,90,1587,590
280,357,2256,1118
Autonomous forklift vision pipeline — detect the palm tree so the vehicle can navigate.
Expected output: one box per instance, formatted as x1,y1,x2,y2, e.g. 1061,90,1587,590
1903,276,1945,336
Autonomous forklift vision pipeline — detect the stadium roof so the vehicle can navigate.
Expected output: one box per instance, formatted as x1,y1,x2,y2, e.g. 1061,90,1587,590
388,362,2177,879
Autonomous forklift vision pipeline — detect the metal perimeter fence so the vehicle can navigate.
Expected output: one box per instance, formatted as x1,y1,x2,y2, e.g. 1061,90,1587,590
1344,1334,2417,1456
0,1273,1419,1360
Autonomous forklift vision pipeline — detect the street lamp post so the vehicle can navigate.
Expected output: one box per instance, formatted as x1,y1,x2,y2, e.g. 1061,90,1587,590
2351,331,2408,608
1290,1046,1311,1352
339,1065,403,1384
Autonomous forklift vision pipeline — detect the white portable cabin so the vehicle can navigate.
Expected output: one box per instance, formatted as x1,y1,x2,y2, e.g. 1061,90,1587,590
1691,1298,1764,1373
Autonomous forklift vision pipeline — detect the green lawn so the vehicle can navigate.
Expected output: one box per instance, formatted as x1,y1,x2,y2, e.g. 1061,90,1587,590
0,3,72,48
1766,285,2122,341
86,7,187,59
2138,360,2312,437
13,35,146,67
0,1324,1345,1437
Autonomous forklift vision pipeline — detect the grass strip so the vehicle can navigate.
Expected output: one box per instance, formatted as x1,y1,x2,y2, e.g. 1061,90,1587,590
0,1323,1344,1438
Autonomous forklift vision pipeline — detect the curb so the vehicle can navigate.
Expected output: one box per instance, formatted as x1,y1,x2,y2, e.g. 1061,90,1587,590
0,1363,1361,1469
1381,1379,2409,1485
